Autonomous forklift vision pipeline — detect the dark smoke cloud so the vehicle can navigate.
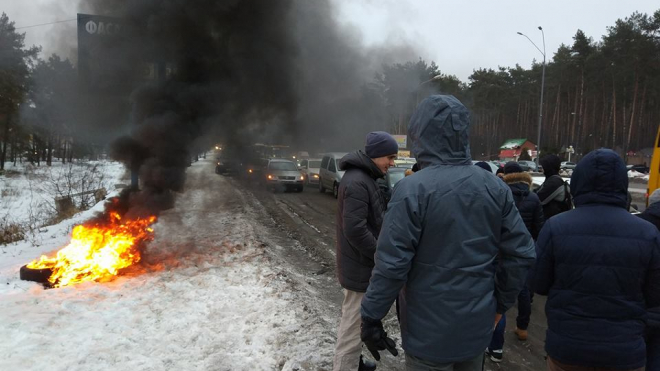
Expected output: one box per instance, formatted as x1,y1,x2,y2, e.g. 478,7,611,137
76,0,417,213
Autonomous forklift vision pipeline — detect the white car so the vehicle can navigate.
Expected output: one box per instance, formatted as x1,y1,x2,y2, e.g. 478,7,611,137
561,161,577,170
299,158,322,185
319,153,348,198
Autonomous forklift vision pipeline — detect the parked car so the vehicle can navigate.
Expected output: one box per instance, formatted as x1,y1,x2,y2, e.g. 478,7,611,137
561,161,577,170
518,160,539,172
264,159,304,192
394,157,416,168
319,152,348,198
377,167,408,203
626,164,650,174
299,158,322,185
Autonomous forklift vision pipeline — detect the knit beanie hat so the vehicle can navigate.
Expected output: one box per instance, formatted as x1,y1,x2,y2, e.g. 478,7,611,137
365,131,399,158
504,161,523,174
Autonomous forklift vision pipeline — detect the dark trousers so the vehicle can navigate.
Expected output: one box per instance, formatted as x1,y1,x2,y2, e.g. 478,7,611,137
648,327,660,371
516,287,533,330
489,314,506,350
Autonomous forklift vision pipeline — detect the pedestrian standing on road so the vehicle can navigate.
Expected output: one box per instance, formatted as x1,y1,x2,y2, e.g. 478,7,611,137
486,161,545,362
532,149,660,371
536,155,572,220
638,188,660,371
333,131,398,371
360,95,536,370
639,189,660,229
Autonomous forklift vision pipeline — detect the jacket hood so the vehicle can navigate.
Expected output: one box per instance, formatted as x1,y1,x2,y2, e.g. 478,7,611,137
408,95,471,167
570,149,628,208
503,172,533,188
645,201,660,217
540,155,561,177
338,150,384,179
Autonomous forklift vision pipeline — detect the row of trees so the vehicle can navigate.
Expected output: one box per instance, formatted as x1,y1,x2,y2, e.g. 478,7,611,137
374,10,660,161
0,13,101,171
2,9,659,169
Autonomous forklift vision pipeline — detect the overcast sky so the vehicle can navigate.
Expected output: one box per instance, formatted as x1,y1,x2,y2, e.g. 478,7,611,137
3,0,658,82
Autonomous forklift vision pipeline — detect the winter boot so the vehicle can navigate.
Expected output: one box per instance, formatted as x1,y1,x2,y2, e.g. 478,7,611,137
515,327,528,341
358,355,377,371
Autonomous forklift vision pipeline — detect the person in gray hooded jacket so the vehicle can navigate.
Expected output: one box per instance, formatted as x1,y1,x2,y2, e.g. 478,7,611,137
360,95,536,370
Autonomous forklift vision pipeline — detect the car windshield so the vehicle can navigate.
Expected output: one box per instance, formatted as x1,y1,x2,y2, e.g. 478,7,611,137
389,171,406,188
308,160,321,168
269,162,297,171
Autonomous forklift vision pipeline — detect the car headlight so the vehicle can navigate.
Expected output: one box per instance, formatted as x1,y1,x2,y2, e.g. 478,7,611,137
300,175,304,180
267,175,273,180
248,169,253,173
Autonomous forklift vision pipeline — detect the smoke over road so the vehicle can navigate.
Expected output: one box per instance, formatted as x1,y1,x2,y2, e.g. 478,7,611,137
73,0,416,212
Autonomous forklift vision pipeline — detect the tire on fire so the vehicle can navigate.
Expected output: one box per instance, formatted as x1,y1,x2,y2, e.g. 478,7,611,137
20,265,54,285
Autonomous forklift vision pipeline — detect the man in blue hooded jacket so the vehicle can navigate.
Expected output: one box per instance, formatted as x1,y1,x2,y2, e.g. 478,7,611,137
533,149,660,371
360,95,536,369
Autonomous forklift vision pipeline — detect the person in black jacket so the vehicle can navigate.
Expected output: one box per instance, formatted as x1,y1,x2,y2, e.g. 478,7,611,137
640,189,660,230
486,162,544,362
533,149,660,371
536,154,569,219
333,131,398,371
639,188,660,370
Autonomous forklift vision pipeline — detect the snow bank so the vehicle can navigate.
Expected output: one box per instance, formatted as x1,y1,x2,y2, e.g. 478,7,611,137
0,161,335,370
0,161,127,233
628,170,649,180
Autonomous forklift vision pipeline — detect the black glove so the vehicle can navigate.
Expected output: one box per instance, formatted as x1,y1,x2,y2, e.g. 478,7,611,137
360,316,398,361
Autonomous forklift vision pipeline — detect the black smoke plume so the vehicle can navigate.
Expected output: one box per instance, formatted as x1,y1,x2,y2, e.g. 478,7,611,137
77,0,416,214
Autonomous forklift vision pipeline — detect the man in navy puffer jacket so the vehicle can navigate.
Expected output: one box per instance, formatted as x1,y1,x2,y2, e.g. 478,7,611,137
533,149,660,370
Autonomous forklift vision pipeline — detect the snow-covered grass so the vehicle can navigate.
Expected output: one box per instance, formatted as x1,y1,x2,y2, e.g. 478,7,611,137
628,170,650,181
0,160,336,371
0,160,126,244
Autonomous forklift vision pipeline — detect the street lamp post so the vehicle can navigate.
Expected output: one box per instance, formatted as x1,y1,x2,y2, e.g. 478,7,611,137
517,27,546,165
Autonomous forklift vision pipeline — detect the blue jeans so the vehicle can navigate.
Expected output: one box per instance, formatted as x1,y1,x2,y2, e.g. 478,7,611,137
516,287,533,330
488,314,506,351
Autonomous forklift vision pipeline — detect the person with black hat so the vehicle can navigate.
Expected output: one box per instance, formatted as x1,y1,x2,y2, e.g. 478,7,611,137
537,154,572,219
333,131,398,371
486,161,545,362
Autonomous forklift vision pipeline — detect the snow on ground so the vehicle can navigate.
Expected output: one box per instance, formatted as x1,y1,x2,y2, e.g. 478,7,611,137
0,160,335,371
0,160,127,236
628,170,650,181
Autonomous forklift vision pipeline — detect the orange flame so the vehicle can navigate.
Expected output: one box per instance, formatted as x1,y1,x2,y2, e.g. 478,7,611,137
27,212,157,287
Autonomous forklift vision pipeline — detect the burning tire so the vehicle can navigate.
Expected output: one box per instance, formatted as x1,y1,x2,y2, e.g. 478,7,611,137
20,265,53,285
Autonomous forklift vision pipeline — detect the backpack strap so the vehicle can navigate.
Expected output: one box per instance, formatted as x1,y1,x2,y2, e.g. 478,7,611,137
540,183,565,206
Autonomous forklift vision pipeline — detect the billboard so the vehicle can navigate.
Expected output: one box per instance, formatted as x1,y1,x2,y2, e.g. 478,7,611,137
392,135,407,149
78,14,170,91
78,14,133,90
